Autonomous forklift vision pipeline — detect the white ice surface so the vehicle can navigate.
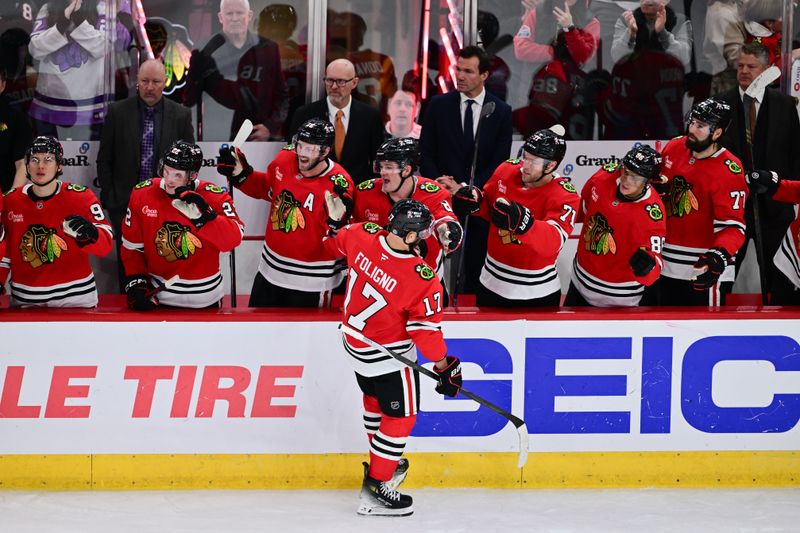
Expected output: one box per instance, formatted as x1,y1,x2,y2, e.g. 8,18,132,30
1,488,798,533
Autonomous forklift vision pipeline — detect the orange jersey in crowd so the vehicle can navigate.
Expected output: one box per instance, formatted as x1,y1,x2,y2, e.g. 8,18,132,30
329,222,447,378
772,179,800,289
352,176,457,279
1,181,113,307
572,164,667,306
659,137,747,282
477,159,580,299
237,148,355,292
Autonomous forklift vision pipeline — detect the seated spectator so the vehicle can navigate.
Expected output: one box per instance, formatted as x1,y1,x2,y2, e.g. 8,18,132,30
121,141,243,310
0,67,33,193
385,89,421,139
610,0,692,68
0,136,113,307
513,0,599,138
704,0,746,95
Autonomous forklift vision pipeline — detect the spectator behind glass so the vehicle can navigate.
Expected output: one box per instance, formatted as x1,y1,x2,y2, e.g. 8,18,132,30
610,0,692,68
258,3,306,137
704,0,746,95
0,1,37,115
741,0,782,66
513,0,599,138
28,0,130,140
385,89,420,139
477,10,512,102
0,67,33,192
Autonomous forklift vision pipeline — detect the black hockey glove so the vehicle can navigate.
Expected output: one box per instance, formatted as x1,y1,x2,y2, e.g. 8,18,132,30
491,198,533,235
434,355,462,398
324,184,354,231
629,248,657,277
216,146,253,186
650,175,670,196
188,49,222,88
171,186,218,229
125,275,158,311
692,247,730,291
452,185,483,218
436,220,463,255
745,170,780,197
62,214,99,247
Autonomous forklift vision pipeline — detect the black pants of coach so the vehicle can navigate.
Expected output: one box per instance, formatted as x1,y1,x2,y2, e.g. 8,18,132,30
646,276,733,306
248,272,331,308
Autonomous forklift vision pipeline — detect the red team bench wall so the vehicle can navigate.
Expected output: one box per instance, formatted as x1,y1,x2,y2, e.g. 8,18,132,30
1,305,798,489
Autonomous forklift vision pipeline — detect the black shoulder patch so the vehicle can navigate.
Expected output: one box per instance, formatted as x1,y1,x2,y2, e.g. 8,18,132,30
362,222,381,234
418,181,441,194
559,180,577,194
724,159,742,174
415,263,435,281
66,184,87,193
282,143,295,151
330,173,350,189
204,183,225,194
134,179,153,189
602,162,620,172
645,203,664,221
505,157,521,164
357,179,376,191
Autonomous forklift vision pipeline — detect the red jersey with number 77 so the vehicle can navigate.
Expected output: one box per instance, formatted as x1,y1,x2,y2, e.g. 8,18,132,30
328,222,447,378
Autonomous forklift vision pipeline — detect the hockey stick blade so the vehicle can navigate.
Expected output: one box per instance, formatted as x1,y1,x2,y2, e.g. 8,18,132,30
340,324,529,467
232,119,254,148
744,65,780,102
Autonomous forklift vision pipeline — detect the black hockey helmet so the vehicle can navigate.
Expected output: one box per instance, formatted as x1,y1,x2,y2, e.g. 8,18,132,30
374,137,420,175
521,128,567,166
386,198,434,240
477,10,500,46
294,118,335,149
622,144,662,181
688,97,732,132
26,136,64,165
161,140,203,173
260,4,297,29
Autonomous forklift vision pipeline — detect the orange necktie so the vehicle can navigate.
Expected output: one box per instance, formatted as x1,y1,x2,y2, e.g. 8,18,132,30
334,109,345,160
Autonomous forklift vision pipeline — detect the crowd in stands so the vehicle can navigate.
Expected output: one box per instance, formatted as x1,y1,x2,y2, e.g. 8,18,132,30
2,0,800,309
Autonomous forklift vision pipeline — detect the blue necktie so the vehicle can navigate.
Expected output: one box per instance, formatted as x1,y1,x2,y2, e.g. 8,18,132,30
463,99,475,173
139,106,155,181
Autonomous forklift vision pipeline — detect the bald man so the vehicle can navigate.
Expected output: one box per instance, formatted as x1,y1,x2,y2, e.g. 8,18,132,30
288,58,385,184
97,58,194,291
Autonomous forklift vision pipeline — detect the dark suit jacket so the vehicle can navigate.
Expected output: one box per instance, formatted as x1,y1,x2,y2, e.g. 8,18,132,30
419,90,512,188
287,98,385,184
97,96,194,219
719,87,800,228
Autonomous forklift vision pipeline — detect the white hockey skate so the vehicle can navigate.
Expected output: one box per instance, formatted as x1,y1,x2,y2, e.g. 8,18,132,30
362,458,409,492
357,474,413,517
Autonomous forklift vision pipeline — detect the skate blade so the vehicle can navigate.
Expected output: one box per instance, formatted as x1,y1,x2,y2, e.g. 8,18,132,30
357,503,413,517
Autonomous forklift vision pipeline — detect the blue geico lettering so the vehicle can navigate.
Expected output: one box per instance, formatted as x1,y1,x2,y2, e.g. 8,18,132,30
416,335,800,436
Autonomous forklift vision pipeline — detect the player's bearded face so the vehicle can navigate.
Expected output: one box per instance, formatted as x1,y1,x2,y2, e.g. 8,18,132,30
162,165,192,195
295,141,325,172
685,119,715,151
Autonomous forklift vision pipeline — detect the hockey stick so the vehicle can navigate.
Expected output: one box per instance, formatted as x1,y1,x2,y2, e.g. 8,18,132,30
143,275,179,299
339,324,529,467
221,119,253,308
195,34,227,141
451,101,496,307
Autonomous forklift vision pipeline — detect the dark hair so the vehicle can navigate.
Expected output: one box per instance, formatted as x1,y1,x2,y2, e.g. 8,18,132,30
0,68,6,84
740,42,771,66
458,45,490,73
46,0,100,30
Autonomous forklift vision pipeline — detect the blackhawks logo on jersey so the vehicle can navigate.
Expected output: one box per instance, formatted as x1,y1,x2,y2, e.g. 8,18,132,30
362,222,381,234
506,157,521,164
724,159,742,174
357,179,376,191
204,184,224,194
271,190,306,232
583,213,617,255
498,228,522,245
66,184,87,193
602,162,620,172
330,174,350,189
646,204,664,221
135,180,153,189
419,182,441,194
415,263,435,281
665,175,698,217
559,179,577,194
19,224,68,268
154,221,203,262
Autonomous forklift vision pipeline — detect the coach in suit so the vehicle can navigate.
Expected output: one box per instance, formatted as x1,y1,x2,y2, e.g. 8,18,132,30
288,58,384,184
97,59,194,290
718,43,800,303
420,45,513,295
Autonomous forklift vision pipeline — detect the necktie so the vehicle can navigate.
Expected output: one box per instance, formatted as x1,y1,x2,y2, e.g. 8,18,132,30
139,106,155,181
744,95,757,146
463,99,475,157
334,109,345,160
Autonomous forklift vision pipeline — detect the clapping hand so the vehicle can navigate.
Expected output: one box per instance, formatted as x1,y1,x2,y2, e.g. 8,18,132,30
553,2,573,30
623,10,638,37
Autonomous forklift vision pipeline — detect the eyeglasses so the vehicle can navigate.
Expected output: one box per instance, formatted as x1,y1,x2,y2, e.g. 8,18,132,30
323,77,354,87
29,156,57,165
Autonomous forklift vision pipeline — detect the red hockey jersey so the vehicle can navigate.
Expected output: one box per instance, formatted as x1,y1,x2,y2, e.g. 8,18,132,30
352,176,458,279
238,148,355,292
772,180,800,290
121,178,243,308
477,160,580,299
659,137,747,282
572,164,667,306
0,181,113,307
329,222,447,378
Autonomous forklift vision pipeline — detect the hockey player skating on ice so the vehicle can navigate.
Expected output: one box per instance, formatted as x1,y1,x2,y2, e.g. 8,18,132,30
0,136,113,307
451,127,579,307
651,97,747,306
326,199,462,516
350,137,462,303
217,118,355,307
121,141,244,309
564,145,667,306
